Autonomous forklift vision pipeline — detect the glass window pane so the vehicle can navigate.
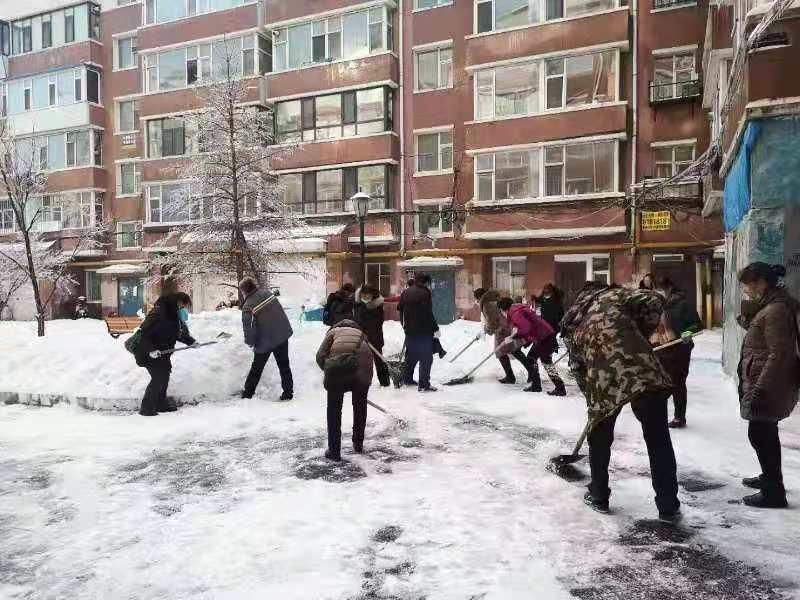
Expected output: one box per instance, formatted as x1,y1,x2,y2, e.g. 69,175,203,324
545,164,563,196
495,0,531,29
276,101,301,140
564,0,615,18
494,150,534,200
417,134,438,171
357,88,384,123
358,166,386,206
440,48,453,87
119,101,133,131
288,23,311,69
158,0,186,23
343,11,369,59
476,70,494,119
159,49,185,90
674,145,694,162
495,62,539,116
477,1,493,32
476,154,493,172
565,54,594,106
546,75,563,109
417,50,438,90
592,257,610,271
369,22,382,52
478,173,493,201
316,169,343,213
48,134,65,170
315,94,341,139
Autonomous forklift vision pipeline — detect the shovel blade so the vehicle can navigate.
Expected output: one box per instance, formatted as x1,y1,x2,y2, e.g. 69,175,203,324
550,453,587,466
444,376,474,386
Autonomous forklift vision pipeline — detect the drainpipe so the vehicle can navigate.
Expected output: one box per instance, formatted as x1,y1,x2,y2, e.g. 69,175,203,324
398,0,406,259
630,0,640,273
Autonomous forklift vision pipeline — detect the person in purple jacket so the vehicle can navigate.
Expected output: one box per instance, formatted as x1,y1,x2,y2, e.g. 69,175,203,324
497,297,567,396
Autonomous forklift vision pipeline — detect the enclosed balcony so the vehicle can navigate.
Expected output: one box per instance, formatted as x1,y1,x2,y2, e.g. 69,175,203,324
649,79,702,105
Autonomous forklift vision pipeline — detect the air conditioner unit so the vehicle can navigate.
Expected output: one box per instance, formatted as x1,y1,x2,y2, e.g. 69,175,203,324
653,253,685,263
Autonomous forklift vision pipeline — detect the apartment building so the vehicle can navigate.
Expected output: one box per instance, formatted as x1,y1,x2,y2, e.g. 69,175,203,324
699,0,800,371
0,0,725,323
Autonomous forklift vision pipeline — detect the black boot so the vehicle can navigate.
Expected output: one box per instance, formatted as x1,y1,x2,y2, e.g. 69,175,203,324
353,442,364,454
279,391,293,401
583,491,609,513
156,396,178,412
524,382,542,392
658,508,683,525
547,382,567,397
743,491,788,508
742,474,765,489
498,376,516,385
325,449,342,461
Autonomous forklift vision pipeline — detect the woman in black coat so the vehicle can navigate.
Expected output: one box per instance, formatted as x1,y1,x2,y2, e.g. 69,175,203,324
354,285,390,387
534,284,565,344
135,293,196,416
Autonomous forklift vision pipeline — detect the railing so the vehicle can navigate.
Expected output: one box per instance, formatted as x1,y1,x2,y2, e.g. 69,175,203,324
649,79,702,104
653,0,697,9
638,178,703,209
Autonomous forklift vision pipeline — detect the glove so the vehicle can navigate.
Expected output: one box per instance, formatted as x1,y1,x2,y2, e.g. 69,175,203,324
434,330,441,339
680,331,695,345
477,330,486,341
149,350,161,359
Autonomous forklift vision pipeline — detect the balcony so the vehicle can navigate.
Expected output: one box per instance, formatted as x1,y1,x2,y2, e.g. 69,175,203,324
649,80,702,105
635,178,703,210
653,0,697,9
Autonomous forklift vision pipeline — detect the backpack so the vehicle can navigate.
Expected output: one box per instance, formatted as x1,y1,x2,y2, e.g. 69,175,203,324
322,293,337,326
324,332,365,380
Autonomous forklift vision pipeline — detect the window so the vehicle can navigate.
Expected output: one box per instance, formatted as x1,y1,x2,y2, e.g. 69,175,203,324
279,165,392,215
48,77,57,106
40,195,63,230
117,222,142,249
65,8,75,44
59,191,100,229
653,143,695,179
545,51,615,110
416,131,452,173
145,0,248,25
42,14,52,48
476,0,617,33
118,163,142,196
93,130,103,166
23,80,32,111
415,46,453,91
147,183,194,224
416,203,453,236
65,131,91,167
118,99,139,133
275,87,392,142
591,256,610,284
476,140,615,201
86,68,100,104
116,36,137,70
416,0,453,8
157,48,185,91
1,84,6,118
652,52,696,101
86,271,101,302
493,258,527,299
185,44,211,84
75,69,83,101
147,117,190,158
0,199,14,233
272,6,392,72
366,263,392,296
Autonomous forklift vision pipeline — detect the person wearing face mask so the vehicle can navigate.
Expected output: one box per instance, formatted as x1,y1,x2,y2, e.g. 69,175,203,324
652,276,703,429
134,292,197,416
533,284,565,338
354,285,390,387
736,262,800,508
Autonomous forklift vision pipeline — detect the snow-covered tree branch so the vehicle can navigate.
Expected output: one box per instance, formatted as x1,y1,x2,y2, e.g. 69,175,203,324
149,41,299,293
0,119,106,336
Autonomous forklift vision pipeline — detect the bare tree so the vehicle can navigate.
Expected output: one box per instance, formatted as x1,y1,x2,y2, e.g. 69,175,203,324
149,42,297,294
0,120,105,336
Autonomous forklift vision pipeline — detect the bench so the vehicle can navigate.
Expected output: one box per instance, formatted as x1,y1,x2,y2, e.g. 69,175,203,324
104,316,144,338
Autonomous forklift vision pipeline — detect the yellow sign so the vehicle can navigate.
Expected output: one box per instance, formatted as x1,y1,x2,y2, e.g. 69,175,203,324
642,211,671,231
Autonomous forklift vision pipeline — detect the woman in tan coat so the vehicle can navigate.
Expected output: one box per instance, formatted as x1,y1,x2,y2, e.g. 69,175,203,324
316,319,374,461
737,262,800,508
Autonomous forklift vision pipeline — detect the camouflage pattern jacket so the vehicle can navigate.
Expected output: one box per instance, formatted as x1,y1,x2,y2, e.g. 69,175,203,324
561,285,672,419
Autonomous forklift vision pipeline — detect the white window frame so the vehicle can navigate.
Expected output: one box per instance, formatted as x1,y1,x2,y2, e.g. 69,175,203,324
652,50,697,101
414,201,454,238
415,129,454,174
0,198,15,233
145,181,196,224
144,0,251,26
492,256,528,299
116,220,143,250
414,44,453,92
473,138,619,202
414,0,454,10
652,141,696,179
114,35,138,71
117,161,142,197
365,261,392,296
473,0,622,35
555,253,611,284
116,99,139,134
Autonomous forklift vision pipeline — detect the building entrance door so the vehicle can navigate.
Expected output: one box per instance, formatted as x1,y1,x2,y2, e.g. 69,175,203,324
555,262,588,309
118,278,144,316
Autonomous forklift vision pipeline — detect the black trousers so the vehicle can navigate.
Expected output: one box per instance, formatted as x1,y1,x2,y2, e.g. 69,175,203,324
499,350,534,382
587,391,680,513
243,341,293,397
748,420,785,497
141,359,172,415
327,384,369,456
526,341,564,388
659,343,692,420
372,344,391,387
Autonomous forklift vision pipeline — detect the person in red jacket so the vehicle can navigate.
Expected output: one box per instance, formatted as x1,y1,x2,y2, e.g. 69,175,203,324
497,297,567,396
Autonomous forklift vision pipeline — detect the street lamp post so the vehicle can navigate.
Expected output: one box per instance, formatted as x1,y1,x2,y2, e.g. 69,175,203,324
350,192,371,288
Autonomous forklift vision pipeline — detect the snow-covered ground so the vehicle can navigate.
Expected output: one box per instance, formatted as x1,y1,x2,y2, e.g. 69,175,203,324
2,313,800,599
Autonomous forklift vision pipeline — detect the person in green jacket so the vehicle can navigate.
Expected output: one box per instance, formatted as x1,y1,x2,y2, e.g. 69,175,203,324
654,276,704,428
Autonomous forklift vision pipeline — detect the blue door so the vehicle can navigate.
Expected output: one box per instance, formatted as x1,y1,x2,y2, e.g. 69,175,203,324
429,271,456,325
118,278,144,316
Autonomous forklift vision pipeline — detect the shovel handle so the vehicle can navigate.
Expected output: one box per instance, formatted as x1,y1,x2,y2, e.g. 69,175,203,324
448,334,480,363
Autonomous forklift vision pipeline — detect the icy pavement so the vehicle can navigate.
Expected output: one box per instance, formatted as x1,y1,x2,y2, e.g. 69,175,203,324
2,315,800,599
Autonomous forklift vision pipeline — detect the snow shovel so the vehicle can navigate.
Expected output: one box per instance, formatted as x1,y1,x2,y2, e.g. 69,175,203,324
367,342,406,389
448,333,481,363
443,349,498,386
151,332,232,357
366,399,409,429
549,331,705,467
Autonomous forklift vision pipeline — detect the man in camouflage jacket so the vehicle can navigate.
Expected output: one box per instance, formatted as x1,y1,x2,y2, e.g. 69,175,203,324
560,283,680,520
